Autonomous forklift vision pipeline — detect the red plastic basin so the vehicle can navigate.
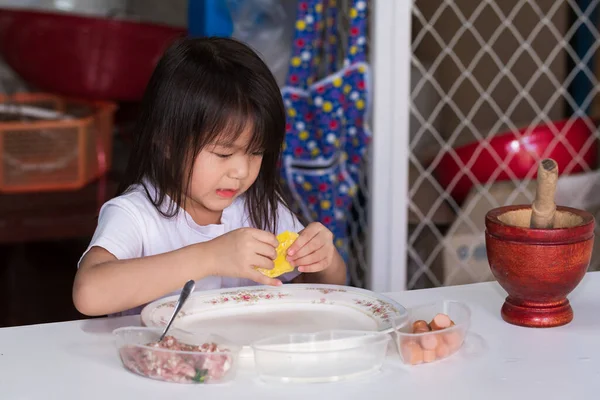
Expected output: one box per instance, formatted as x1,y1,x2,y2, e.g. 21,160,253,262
0,9,186,101
434,118,598,204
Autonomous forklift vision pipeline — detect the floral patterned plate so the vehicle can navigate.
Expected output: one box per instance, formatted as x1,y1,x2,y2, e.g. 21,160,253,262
140,284,408,348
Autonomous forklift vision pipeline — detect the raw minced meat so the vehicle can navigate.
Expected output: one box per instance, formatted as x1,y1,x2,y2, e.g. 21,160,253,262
119,335,233,383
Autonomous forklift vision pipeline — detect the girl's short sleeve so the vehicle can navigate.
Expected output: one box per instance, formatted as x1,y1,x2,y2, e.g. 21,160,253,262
78,201,143,267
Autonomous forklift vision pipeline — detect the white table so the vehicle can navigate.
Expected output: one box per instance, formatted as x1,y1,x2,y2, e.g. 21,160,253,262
2,272,599,400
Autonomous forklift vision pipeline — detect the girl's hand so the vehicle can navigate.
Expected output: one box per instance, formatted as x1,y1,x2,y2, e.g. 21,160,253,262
286,222,335,273
203,228,281,286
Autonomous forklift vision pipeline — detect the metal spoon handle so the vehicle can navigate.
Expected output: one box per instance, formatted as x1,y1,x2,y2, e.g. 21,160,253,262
159,279,195,341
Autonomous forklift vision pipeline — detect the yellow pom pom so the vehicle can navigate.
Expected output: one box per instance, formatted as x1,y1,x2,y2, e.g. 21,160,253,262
255,231,299,278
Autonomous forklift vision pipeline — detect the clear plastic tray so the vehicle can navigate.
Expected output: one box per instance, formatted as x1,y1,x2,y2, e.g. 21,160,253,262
392,300,471,365
251,330,390,383
113,327,241,384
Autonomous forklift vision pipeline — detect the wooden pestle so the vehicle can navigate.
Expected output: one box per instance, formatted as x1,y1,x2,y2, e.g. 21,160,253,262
530,158,559,229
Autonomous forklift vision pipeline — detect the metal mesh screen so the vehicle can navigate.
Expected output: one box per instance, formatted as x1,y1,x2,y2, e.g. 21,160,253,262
408,0,600,290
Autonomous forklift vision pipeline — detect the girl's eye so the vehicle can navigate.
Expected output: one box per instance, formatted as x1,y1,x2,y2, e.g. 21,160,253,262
251,151,265,156
214,153,233,159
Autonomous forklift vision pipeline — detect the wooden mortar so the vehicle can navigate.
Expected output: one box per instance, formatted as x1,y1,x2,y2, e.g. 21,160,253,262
484,158,595,328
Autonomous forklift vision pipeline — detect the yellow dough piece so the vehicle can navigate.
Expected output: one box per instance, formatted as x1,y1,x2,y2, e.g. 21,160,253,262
255,231,299,278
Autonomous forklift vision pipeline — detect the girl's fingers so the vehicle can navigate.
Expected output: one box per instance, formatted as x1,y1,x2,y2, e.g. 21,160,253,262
287,224,321,257
289,238,325,261
297,259,329,273
252,241,278,260
247,270,283,286
288,227,332,260
251,254,275,270
293,247,328,269
249,228,279,247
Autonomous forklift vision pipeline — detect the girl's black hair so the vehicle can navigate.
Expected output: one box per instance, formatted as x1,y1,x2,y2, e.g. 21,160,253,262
118,37,291,233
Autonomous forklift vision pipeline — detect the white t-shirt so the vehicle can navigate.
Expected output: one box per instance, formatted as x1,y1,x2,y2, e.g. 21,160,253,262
80,181,304,315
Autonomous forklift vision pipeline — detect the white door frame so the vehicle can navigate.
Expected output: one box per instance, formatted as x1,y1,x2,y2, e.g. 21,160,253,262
368,0,413,293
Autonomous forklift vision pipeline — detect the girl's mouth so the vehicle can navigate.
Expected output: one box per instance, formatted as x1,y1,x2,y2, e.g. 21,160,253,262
216,189,239,198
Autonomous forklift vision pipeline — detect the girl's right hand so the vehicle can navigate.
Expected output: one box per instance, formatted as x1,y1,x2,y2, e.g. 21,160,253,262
202,228,281,286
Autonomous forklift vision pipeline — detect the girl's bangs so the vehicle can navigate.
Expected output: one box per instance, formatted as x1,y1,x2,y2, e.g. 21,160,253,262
196,94,276,155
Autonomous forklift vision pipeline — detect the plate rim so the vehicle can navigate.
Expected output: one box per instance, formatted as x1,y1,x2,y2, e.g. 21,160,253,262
140,283,408,334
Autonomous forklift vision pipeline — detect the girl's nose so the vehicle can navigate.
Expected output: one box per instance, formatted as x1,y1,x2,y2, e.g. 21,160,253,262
229,155,250,179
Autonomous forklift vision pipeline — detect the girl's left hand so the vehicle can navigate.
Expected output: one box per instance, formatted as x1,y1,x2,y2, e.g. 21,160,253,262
286,222,335,273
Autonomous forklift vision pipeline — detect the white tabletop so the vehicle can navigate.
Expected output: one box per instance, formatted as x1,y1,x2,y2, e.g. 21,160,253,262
2,272,599,400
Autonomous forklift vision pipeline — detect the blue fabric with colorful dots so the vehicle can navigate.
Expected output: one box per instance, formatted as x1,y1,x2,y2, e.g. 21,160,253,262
280,0,371,265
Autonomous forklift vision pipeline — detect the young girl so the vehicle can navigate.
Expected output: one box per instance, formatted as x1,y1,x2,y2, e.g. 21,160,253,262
73,37,347,317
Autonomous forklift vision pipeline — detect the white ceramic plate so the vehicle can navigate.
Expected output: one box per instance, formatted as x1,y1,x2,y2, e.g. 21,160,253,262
141,284,408,347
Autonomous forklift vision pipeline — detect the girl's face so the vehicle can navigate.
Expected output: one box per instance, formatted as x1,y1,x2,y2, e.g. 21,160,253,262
185,125,264,225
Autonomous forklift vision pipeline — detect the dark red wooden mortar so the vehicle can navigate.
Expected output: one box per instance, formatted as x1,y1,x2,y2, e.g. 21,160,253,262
485,204,594,327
